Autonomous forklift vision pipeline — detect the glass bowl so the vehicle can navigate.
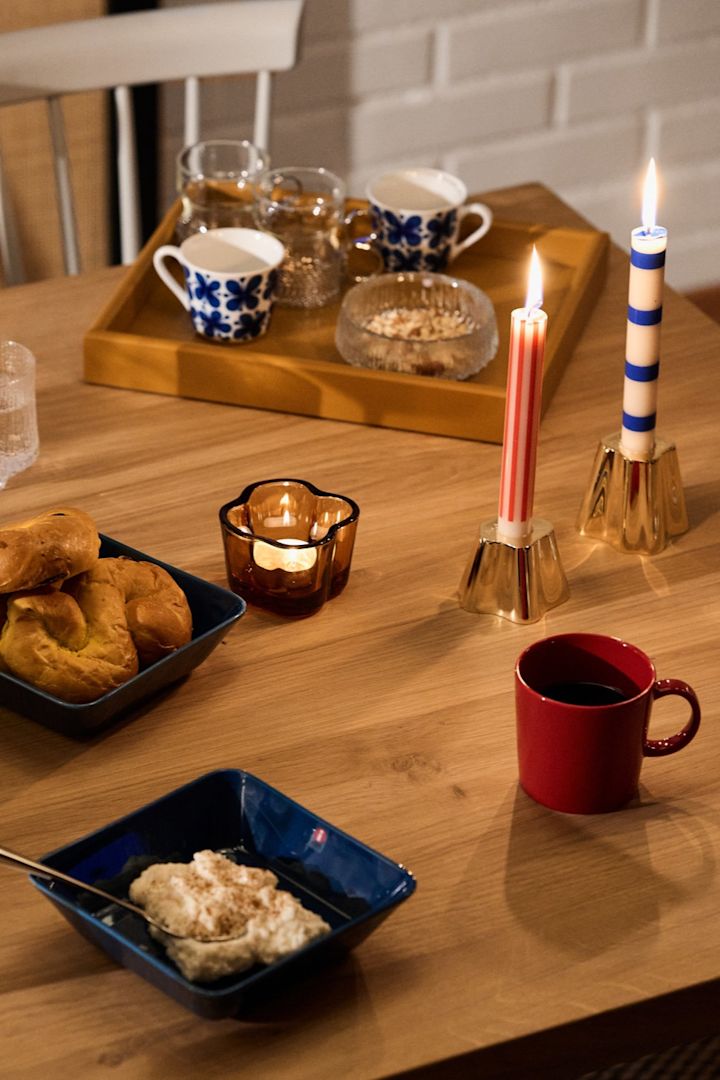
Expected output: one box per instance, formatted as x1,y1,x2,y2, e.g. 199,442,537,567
335,271,498,380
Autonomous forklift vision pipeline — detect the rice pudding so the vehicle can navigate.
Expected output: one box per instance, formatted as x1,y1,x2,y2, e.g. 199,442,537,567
129,849,330,982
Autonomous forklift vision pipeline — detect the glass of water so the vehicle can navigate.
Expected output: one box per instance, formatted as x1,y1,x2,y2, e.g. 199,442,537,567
0,341,39,489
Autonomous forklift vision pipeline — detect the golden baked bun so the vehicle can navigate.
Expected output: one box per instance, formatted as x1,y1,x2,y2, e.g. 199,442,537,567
0,555,192,704
0,583,138,703
75,557,193,665
0,507,100,593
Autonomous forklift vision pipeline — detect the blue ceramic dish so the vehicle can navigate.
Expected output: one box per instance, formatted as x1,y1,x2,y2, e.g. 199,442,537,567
0,536,246,736
31,769,417,1018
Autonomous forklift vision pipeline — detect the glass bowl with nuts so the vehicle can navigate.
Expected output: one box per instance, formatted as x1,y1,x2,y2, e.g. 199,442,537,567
335,271,498,380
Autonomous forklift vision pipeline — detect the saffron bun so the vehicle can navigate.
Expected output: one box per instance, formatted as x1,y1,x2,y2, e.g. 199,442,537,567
0,582,138,703
0,507,100,593
76,557,193,666
0,557,193,704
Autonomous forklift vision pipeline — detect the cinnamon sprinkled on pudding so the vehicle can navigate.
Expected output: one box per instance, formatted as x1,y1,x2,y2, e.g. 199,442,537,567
129,850,330,982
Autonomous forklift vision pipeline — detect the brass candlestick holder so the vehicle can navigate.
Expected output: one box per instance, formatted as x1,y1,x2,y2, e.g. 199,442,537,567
459,517,569,623
577,432,688,556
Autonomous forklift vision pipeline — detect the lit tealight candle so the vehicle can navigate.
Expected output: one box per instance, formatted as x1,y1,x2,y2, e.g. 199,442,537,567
620,158,666,458
253,537,318,572
261,492,298,529
497,245,548,541
252,501,318,572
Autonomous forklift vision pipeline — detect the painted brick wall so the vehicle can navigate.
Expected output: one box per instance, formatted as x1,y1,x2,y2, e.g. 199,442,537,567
161,0,720,290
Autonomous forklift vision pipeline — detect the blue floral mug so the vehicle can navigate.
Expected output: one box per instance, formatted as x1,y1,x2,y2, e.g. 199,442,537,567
153,227,285,343
366,168,492,273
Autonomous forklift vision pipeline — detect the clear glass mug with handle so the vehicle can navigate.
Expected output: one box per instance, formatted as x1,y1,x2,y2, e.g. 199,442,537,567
0,341,39,490
254,166,381,308
176,139,270,241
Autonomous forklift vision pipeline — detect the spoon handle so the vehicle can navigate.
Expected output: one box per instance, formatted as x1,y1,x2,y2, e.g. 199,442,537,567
0,845,236,942
0,844,150,922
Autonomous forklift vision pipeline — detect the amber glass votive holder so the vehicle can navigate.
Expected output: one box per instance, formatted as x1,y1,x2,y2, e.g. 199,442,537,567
219,479,360,616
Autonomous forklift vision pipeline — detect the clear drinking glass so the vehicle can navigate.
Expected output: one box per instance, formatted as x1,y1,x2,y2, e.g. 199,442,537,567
0,341,39,489
176,139,270,240
254,167,348,308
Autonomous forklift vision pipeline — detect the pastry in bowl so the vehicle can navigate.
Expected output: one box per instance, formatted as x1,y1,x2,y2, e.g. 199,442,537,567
0,506,100,591
0,507,193,704
0,535,246,735
0,556,193,704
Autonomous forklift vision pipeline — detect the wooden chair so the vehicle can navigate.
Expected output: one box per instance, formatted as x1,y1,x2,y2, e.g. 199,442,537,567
0,0,304,284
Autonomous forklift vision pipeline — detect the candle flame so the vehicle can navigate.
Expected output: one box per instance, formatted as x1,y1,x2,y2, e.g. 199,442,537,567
281,508,292,528
524,245,543,313
641,158,657,232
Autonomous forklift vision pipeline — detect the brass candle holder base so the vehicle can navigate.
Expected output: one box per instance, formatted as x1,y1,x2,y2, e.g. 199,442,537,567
577,432,688,556
459,517,569,623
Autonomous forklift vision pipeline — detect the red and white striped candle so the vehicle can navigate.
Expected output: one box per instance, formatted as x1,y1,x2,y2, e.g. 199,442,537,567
497,246,547,542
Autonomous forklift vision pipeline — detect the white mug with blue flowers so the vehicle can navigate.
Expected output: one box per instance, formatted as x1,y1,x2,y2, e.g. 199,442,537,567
153,228,285,343
366,168,493,273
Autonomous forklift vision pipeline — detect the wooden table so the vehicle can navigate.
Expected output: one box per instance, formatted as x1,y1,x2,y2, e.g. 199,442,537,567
0,184,718,1080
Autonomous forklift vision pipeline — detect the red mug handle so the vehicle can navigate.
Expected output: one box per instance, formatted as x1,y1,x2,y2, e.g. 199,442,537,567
643,678,701,757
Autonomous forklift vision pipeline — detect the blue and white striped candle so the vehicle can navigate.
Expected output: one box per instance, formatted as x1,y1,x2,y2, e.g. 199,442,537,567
620,159,666,458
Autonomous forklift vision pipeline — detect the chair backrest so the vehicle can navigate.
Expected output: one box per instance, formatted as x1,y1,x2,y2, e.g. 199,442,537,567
0,0,304,284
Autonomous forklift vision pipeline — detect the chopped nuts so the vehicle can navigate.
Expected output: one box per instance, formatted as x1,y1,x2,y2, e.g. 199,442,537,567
362,306,474,341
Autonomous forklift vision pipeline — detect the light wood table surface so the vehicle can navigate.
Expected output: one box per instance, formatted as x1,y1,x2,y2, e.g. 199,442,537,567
0,184,718,1080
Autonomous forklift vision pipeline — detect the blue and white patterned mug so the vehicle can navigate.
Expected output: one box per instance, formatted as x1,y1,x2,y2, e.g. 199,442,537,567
153,227,285,343
366,168,493,273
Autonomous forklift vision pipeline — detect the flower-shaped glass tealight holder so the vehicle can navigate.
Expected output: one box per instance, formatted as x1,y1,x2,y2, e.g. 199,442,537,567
219,479,360,617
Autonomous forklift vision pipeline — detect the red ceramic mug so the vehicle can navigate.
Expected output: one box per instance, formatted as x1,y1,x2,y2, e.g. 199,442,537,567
515,633,701,814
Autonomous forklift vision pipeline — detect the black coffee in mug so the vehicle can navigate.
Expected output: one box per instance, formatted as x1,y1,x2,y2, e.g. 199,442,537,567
541,681,628,707
516,632,701,814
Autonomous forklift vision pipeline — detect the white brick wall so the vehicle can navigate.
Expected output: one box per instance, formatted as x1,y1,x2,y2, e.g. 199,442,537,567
161,0,720,290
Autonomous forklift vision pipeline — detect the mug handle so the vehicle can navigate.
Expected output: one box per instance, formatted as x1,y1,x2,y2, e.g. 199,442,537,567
643,678,701,757
344,208,382,282
153,245,190,310
450,202,493,260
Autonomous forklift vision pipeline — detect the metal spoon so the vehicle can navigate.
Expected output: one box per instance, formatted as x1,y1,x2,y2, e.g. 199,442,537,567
0,844,238,943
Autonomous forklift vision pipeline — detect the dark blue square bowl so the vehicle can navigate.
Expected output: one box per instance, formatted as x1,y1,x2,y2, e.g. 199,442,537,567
31,769,416,1018
0,536,246,736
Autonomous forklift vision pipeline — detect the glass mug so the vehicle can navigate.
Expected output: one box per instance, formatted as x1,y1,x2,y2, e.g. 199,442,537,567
0,340,39,489
254,166,378,309
176,139,269,241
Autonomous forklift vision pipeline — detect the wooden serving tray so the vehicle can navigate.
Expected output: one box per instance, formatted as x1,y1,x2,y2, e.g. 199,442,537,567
83,197,609,443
